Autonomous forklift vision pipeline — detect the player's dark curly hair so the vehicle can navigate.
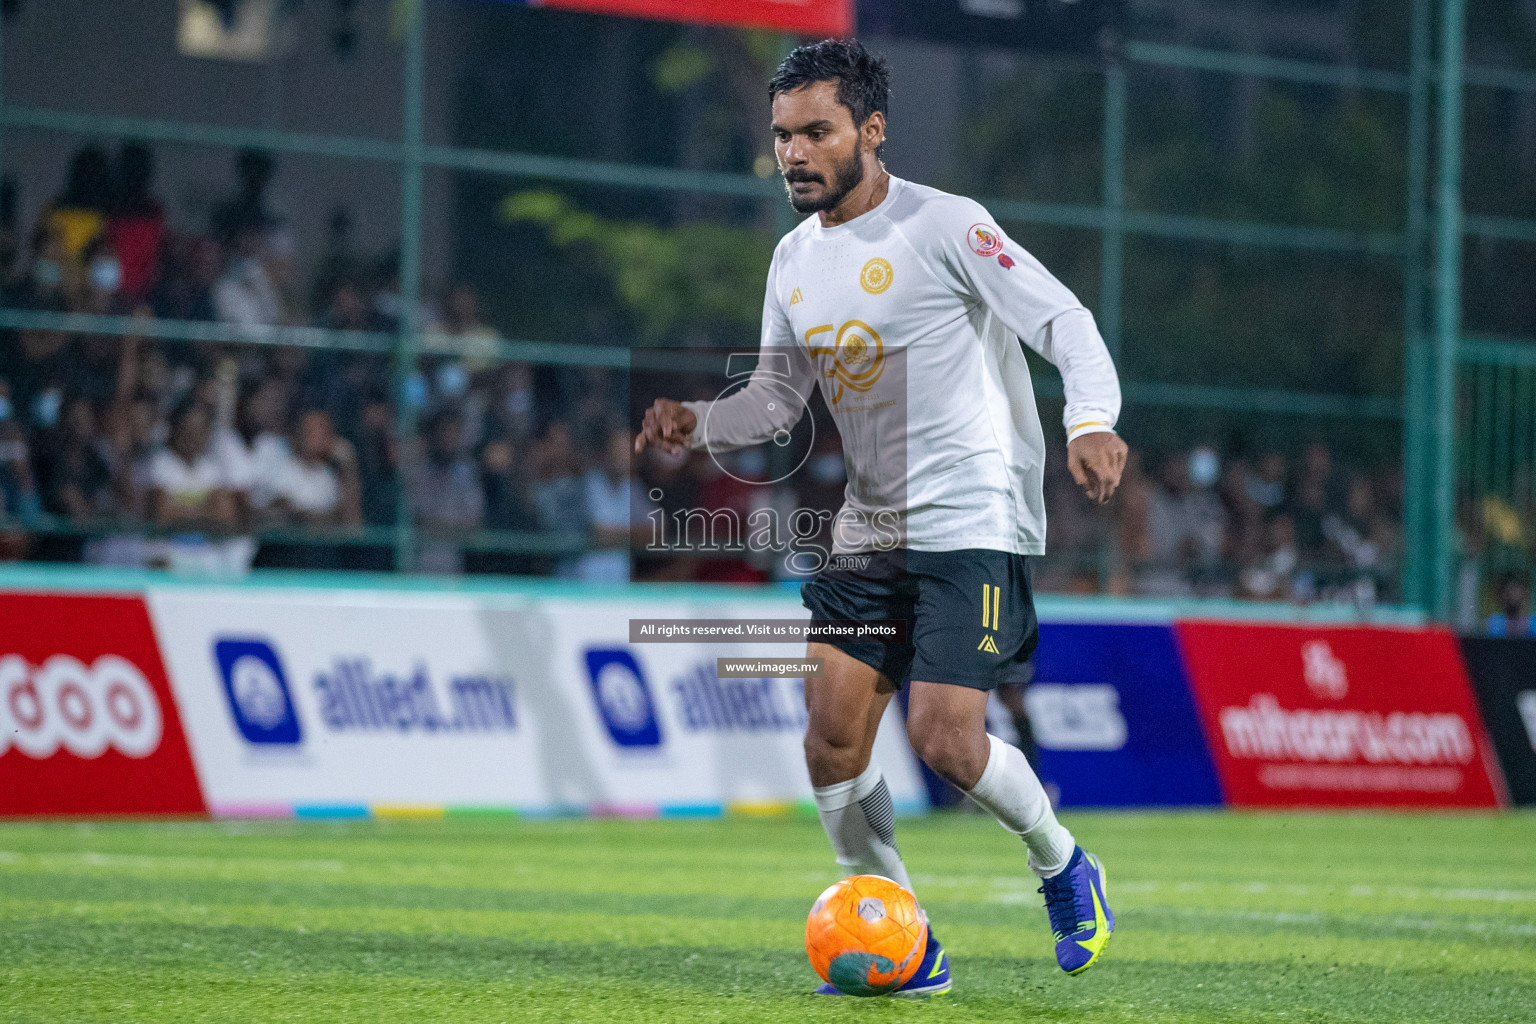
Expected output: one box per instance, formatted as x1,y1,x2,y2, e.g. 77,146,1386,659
768,38,890,152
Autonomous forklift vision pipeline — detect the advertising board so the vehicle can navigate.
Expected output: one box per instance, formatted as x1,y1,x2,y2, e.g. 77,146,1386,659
856,0,1120,55
1459,637,1536,806
147,589,926,815
1030,622,1222,807
537,596,928,813
148,589,552,815
0,593,206,816
508,0,851,35
8,576,1518,818
1177,622,1502,808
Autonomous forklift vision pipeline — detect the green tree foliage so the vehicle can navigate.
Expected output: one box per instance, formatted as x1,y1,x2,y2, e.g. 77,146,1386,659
952,60,1409,404
500,191,773,345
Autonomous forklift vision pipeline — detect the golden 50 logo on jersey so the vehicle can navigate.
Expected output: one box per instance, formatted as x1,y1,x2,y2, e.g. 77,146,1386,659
804,320,885,405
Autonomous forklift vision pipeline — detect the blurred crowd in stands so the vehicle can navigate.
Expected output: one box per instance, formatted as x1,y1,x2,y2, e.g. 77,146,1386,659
0,141,626,576
0,140,1424,610
1038,441,1402,606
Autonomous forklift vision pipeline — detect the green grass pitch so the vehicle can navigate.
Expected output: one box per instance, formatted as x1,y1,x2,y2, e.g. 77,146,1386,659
1,811,1532,1022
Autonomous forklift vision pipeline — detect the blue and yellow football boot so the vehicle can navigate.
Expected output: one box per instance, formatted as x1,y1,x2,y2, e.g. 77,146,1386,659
892,928,952,998
813,928,952,997
1038,846,1114,975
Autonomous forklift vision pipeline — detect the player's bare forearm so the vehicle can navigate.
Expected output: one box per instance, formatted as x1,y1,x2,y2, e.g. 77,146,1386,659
1067,432,1128,504
634,399,698,455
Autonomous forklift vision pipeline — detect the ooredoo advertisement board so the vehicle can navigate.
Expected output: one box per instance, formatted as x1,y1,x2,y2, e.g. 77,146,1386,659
0,593,206,816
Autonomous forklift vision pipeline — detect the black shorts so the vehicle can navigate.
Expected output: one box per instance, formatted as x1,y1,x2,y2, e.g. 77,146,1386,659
800,548,1039,691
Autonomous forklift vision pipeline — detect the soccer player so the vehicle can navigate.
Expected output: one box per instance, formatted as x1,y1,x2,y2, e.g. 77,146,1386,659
634,39,1126,995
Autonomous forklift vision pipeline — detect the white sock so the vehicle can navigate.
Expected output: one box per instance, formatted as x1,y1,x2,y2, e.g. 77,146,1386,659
965,733,1076,878
812,761,914,894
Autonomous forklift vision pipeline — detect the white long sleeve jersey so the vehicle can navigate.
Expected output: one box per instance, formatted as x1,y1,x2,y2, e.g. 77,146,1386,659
682,176,1121,556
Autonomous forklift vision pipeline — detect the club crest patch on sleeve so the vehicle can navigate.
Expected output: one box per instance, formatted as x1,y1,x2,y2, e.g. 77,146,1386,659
967,223,1004,257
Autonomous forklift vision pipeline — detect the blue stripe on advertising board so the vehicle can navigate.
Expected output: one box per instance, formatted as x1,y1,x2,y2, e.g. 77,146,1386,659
1031,623,1222,807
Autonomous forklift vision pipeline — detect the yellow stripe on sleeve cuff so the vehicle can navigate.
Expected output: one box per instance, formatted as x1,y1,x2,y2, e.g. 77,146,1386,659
1069,423,1118,442
1067,421,1116,442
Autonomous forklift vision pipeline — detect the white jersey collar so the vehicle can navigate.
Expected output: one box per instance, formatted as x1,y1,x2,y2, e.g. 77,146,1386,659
810,174,904,238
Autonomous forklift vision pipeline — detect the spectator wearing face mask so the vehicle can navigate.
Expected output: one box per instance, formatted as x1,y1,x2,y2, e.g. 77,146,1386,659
425,357,477,444
1245,452,1288,510
1,225,69,413
1138,447,1227,596
13,235,131,428
77,235,125,316
483,362,536,447
11,222,70,313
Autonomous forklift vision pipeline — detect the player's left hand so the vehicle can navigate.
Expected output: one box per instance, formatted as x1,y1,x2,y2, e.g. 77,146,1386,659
1068,432,1128,504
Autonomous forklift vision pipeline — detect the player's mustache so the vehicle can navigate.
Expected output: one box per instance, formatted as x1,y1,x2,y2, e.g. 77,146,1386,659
783,170,825,184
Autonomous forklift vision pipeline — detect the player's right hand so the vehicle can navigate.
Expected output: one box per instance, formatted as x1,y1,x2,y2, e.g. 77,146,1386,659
1067,431,1129,504
634,399,698,455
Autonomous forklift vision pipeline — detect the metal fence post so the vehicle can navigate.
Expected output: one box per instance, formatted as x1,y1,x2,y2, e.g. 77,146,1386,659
1431,0,1467,619
393,0,427,571
1097,57,1127,593
1100,58,1126,361
0,4,6,204
1401,0,1432,609
773,33,799,241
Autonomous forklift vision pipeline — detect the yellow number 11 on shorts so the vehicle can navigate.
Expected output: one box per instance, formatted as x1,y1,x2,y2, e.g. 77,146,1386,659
981,584,1001,630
